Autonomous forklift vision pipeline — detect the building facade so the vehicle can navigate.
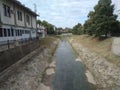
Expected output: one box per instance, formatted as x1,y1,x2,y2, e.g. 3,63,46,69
37,24,46,38
0,0,38,43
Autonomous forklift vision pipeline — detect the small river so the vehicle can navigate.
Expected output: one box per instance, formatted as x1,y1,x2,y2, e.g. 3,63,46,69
52,37,96,90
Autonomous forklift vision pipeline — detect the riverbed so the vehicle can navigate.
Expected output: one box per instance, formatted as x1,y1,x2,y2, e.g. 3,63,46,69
52,38,96,90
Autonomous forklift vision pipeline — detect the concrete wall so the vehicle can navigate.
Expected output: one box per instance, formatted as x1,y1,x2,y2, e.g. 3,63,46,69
112,37,120,56
0,40,40,72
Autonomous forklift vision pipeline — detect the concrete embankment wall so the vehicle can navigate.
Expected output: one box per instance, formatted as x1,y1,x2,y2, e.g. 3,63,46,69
0,38,59,90
112,37,120,56
0,40,40,72
69,39,120,90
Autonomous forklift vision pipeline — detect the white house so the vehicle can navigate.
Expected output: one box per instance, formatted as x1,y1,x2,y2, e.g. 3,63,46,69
37,24,46,38
0,0,38,43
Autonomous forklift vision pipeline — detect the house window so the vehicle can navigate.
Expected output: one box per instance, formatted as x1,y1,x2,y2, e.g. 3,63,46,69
15,29,18,36
26,15,30,25
8,29,11,36
11,29,14,36
22,30,24,34
25,30,29,34
0,28,3,37
18,29,20,36
4,29,7,37
24,30,26,34
3,4,11,17
20,30,22,36
17,11,22,21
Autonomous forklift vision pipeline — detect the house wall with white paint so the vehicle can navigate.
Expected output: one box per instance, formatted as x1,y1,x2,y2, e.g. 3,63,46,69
0,0,38,43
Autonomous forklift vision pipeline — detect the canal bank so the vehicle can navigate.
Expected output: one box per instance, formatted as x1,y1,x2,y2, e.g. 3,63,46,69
42,37,97,90
0,37,59,90
68,37,120,90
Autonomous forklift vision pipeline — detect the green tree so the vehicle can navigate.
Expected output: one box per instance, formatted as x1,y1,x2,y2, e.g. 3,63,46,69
37,20,55,35
72,23,83,35
37,20,42,25
84,0,118,37
55,27,63,35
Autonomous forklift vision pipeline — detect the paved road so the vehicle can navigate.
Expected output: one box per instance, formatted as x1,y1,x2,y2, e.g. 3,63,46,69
52,38,96,90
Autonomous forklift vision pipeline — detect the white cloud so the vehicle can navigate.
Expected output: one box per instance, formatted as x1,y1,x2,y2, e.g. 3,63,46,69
19,0,119,28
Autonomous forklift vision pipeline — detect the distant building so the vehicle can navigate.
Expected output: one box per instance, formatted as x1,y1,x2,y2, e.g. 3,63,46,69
37,24,46,38
62,28,69,33
0,0,38,43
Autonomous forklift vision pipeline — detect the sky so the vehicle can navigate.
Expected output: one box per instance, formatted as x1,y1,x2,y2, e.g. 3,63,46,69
19,0,119,28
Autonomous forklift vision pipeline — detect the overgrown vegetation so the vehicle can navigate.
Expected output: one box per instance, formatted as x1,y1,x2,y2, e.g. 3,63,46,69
70,35,120,66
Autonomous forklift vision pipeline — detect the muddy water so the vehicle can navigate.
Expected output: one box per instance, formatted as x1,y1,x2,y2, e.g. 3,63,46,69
52,38,96,90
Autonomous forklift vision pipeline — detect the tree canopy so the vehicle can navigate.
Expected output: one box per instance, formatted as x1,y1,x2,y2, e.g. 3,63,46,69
37,20,55,35
72,23,83,35
84,0,119,37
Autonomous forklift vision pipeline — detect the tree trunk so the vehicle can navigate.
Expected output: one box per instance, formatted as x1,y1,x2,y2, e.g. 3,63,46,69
105,32,108,38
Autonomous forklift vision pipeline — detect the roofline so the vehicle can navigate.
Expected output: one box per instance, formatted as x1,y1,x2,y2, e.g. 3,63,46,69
11,0,39,16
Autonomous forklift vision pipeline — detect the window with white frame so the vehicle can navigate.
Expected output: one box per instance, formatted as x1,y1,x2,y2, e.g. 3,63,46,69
3,4,11,17
17,11,22,21
26,15,30,25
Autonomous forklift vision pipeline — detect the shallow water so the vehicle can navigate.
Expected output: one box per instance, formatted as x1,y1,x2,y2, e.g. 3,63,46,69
52,38,96,90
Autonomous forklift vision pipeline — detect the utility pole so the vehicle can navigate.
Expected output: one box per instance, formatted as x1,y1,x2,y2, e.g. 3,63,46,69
34,4,37,13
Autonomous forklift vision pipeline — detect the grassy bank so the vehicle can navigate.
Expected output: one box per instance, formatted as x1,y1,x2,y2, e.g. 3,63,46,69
39,36,58,47
69,35,120,66
39,36,59,63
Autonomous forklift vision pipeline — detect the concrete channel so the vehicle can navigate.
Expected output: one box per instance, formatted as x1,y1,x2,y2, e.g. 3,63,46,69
43,37,97,90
